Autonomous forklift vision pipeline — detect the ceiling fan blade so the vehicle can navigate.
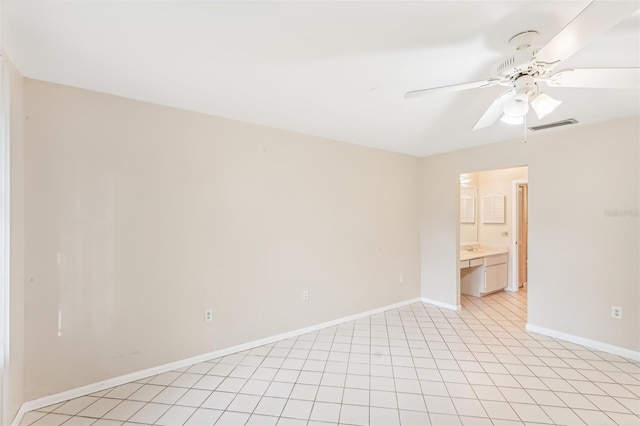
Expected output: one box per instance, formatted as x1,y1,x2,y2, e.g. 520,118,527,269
545,68,640,89
473,91,513,130
404,79,499,99
535,1,640,66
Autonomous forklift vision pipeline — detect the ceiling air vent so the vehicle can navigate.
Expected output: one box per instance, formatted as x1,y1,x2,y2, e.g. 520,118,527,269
528,118,578,132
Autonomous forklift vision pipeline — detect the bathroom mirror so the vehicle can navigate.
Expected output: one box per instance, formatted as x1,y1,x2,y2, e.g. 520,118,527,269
460,186,478,244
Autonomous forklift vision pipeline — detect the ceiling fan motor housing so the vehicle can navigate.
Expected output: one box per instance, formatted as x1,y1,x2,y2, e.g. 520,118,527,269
497,48,543,77
498,31,551,81
514,74,537,100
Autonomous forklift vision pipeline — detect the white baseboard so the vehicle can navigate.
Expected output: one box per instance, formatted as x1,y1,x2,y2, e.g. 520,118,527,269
421,297,461,311
11,296,422,426
526,323,640,362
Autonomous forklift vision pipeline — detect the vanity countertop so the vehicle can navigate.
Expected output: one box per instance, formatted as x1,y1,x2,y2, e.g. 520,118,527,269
460,248,508,261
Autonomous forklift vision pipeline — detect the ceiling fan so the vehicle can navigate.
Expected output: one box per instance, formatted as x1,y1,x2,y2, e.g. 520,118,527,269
404,1,640,130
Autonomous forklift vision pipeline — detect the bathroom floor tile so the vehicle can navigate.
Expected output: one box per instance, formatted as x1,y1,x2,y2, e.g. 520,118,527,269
127,402,170,424
281,399,313,419
77,399,121,418
154,405,196,426
30,414,72,426
102,400,145,421
53,397,99,416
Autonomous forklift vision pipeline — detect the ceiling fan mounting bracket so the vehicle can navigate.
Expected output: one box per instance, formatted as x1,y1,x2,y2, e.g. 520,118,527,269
508,30,539,50
498,31,555,80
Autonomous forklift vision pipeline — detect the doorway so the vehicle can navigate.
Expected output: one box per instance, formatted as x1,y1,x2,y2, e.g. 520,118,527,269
458,166,529,300
517,183,528,288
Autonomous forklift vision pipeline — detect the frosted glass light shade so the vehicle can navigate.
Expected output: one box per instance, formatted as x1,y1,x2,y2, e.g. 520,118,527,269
531,93,562,119
503,98,530,117
500,114,524,125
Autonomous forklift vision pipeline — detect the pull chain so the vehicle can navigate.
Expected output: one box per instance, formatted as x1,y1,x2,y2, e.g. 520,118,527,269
523,113,528,143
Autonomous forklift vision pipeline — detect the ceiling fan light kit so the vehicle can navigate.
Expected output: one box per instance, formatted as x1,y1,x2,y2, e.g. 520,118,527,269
404,1,640,132
500,115,524,125
503,97,530,119
530,93,563,120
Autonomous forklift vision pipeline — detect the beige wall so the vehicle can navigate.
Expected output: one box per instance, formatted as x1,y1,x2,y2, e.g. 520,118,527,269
23,79,422,400
2,56,25,424
477,166,528,247
420,116,640,352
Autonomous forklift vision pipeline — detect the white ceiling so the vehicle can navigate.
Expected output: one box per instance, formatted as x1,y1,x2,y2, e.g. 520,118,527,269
3,1,639,156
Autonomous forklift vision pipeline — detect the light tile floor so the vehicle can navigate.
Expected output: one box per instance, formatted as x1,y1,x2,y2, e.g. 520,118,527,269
21,288,640,425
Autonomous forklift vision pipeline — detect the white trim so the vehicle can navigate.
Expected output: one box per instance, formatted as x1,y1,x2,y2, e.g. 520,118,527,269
509,179,528,292
1,56,12,426
11,297,422,425
421,297,461,311
526,323,640,362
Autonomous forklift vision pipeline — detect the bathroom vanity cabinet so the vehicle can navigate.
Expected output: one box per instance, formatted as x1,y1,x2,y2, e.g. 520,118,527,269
460,253,508,297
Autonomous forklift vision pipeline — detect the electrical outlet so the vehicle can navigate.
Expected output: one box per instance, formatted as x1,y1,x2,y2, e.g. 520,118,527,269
303,290,309,301
204,309,213,322
611,306,622,319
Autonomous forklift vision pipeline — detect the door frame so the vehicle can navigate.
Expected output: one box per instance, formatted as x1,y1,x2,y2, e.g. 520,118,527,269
508,179,528,292
0,56,10,426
